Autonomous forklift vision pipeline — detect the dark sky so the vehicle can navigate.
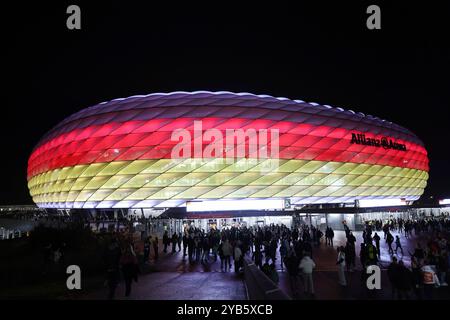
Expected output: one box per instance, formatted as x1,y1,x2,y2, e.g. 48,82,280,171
2,1,449,205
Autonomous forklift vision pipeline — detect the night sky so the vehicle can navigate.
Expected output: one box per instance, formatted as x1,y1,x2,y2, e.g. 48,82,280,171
2,2,449,205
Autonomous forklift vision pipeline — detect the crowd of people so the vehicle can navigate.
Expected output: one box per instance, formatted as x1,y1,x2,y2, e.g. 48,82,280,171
100,215,450,300
338,216,450,299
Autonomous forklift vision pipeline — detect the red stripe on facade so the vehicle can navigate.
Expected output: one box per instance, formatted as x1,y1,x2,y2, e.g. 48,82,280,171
27,118,429,179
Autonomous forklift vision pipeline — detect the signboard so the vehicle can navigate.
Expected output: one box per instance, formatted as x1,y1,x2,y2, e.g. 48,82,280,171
350,133,407,151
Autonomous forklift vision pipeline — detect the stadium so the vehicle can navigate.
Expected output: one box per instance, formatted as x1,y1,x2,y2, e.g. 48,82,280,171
26,91,429,230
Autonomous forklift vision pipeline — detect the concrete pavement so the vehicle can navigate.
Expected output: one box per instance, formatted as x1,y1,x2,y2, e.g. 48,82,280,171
81,229,449,300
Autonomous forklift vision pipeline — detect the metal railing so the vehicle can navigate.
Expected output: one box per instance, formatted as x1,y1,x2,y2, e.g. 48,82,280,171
243,257,291,300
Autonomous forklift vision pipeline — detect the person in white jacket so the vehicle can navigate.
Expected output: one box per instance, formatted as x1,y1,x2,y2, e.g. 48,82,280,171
337,246,347,286
299,254,316,296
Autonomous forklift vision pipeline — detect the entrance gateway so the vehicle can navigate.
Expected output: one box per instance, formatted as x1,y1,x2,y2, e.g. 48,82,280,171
116,205,445,238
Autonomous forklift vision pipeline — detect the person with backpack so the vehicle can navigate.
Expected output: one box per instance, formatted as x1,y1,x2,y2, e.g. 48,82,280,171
366,242,378,265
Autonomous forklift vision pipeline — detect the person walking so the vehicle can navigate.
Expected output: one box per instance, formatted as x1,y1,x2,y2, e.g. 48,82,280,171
252,245,263,269
337,246,347,286
396,260,413,299
201,237,210,263
221,239,233,271
120,245,139,298
143,236,151,263
299,253,316,297
280,239,288,271
359,243,367,269
315,228,323,246
234,245,242,273
395,235,404,255
386,231,394,255
387,256,399,299
218,241,225,270
373,232,381,257
182,232,188,257
437,251,448,286
329,227,334,247
366,242,379,266
152,236,159,260
345,242,356,272
269,262,279,284
171,232,178,253
187,233,194,262
103,238,121,300
163,231,169,253
177,232,182,252
422,262,440,299
285,252,300,298
194,235,201,262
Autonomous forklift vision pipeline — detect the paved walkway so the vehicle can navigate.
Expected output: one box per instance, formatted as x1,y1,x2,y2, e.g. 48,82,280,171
81,229,449,300
84,272,246,300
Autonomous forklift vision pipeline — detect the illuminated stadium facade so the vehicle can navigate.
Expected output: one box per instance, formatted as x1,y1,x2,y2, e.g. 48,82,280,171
27,91,429,212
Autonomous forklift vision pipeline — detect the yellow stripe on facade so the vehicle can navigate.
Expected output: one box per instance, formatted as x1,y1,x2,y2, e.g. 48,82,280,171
27,158,428,205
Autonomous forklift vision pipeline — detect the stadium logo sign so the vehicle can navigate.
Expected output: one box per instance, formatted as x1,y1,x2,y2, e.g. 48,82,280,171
350,133,407,151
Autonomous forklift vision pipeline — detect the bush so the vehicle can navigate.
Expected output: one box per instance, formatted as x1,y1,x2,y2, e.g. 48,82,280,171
29,223,97,250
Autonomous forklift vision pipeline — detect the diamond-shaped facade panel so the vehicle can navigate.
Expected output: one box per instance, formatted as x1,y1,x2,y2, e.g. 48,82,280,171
27,91,429,208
